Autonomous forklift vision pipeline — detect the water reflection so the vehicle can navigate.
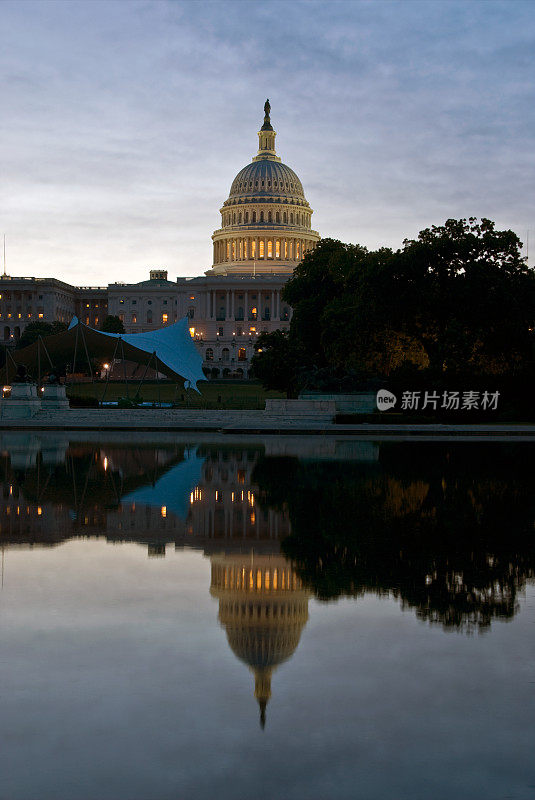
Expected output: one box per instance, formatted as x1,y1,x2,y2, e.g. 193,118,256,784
0,434,534,725
253,444,535,632
210,553,310,727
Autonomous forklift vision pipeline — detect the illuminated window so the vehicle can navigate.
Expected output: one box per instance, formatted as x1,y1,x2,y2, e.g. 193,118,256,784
161,506,166,518
118,314,124,322
267,240,273,258
205,348,214,361
238,347,246,361
251,240,256,258
226,242,230,259
17,313,21,319
244,240,248,259
132,314,137,323
94,317,98,325
162,313,168,323
189,327,195,338
296,242,300,259
284,240,288,258
239,240,243,259
259,240,264,259
189,295,195,300
251,307,257,320
276,240,280,258
86,303,90,308
38,313,44,319
232,241,236,259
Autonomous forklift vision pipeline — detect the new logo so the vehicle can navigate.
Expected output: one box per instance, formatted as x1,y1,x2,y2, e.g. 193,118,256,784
376,389,397,411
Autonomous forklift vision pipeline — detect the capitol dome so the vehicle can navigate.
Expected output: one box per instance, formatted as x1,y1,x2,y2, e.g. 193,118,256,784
210,553,310,728
208,100,320,276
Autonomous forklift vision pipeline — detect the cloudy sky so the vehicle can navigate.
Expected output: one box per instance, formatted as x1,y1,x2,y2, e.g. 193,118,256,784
1,0,534,285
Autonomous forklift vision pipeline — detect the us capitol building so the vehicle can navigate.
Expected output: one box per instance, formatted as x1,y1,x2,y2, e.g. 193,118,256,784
0,101,320,379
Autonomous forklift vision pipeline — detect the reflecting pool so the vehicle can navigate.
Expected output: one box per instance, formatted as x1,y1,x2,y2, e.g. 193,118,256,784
0,433,533,799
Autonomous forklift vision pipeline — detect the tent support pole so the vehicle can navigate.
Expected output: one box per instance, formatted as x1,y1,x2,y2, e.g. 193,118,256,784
135,350,154,399
37,337,41,388
72,324,79,382
120,338,129,399
155,353,161,407
80,324,94,389
100,337,120,406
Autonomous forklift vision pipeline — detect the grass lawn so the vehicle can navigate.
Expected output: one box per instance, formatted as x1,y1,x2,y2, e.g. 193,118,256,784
66,380,285,409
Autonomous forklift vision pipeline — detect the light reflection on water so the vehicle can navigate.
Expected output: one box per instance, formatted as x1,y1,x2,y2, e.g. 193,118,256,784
0,433,534,800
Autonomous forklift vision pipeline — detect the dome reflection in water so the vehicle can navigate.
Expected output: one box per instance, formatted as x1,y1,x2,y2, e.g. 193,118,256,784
0,434,534,726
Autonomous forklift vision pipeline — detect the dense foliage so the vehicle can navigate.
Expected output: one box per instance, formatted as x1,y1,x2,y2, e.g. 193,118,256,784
101,315,125,333
16,320,68,350
253,219,535,395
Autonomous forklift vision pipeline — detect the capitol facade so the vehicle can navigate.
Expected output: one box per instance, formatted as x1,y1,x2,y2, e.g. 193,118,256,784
0,101,320,379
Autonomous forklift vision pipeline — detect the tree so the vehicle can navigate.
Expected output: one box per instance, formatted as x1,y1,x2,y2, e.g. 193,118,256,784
251,330,303,397
383,218,535,373
16,320,68,350
101,315,125,334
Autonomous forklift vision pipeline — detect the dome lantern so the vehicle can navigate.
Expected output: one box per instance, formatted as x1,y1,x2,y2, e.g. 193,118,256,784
253,99,280,163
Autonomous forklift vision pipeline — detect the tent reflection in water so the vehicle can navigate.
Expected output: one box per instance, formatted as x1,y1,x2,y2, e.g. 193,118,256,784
8,316,206,391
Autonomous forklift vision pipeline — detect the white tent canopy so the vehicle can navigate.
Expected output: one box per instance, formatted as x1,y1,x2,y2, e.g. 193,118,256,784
67,316,206,391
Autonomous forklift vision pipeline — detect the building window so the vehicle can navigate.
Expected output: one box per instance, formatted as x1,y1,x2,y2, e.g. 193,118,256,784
132,314,137,323
260,211,264,223
252,211,256,223
189,327,195,338
267,241,273,259
226,242,230,259
38,313,44,319
132,299,137,305
251,240,256,258
251,307,257,320
259,240,264,259
118,314,124,322
268,211,272,222
148,300,152,305
218,327,223,336
290,213,294,224
162,313,168,323
222,348,230,362
276,240,280,258
244,240,248,259
238,348,246,361
236,307,244,320
206,348,214,361
245,212,249,223
188,306,195,319
276,211,280,223
147,312,152,323
296,241,300,259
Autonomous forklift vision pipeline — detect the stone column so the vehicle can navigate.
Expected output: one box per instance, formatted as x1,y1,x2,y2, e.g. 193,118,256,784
226,290,230,320
230,289,235,319
244,290,248,320
257,290,262,323
271,290,275,321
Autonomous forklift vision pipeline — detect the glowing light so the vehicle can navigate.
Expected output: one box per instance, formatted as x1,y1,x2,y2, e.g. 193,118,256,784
161,506,167,518
103,457,108,472
37,507,42,516
189,327,195,337
103,363,109,370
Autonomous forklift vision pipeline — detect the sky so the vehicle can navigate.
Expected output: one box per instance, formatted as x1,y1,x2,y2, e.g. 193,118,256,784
1,0,534,286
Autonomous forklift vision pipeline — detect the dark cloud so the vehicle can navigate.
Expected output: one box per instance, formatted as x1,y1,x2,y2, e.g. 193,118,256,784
0,0,533,283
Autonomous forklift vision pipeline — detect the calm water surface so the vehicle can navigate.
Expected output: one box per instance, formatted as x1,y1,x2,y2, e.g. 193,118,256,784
0,433,533,800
